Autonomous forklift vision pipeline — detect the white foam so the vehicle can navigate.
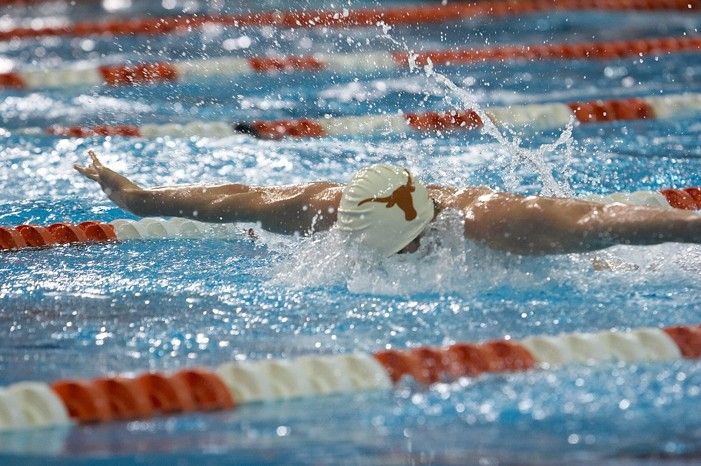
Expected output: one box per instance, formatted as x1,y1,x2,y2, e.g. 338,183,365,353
270,209,580,295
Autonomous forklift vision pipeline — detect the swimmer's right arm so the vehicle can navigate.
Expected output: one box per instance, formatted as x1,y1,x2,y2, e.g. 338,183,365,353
462,192,701,254
74,151,341,234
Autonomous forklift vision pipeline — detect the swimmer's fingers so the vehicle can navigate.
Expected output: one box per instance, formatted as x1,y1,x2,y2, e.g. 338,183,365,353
73,163,100,181
76,150,108,181
87,150,104,168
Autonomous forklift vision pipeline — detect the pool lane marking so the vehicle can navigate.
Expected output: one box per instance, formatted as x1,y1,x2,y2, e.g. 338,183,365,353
1,36,700,90
1,325,700,431
0,218,257,251
24,93,701,140
0,0,696,42
0,221,115,250
660,188,701,210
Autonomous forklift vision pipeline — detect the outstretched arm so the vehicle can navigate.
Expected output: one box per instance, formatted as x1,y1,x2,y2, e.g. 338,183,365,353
463,192,701,255
74,151,342,234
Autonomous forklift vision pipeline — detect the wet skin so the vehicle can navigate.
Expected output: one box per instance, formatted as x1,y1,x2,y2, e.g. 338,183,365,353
76,151,701,255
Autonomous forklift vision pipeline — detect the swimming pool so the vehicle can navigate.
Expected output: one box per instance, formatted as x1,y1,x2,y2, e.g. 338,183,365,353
2,1,701,464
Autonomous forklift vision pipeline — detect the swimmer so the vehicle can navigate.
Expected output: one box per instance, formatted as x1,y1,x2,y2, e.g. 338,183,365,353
75,151,701,256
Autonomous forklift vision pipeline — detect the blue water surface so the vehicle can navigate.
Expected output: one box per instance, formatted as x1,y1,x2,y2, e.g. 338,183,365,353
1,1,701,464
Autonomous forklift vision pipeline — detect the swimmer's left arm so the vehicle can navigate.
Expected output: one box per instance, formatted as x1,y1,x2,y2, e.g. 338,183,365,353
74,151,268,220
75,151,342,234
462,193,701,254
74,151,149,212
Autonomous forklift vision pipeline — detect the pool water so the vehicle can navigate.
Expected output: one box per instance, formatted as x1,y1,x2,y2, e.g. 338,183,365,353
2,1,701,464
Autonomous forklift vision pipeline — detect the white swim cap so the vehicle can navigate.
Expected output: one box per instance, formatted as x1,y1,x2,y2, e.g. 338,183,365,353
337,164,434,256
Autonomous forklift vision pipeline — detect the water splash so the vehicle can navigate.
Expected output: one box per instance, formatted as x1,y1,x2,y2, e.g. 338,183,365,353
266,27,599,294
382,23,576,197
269,207,701,298
269,210,587,296
425,59,575,197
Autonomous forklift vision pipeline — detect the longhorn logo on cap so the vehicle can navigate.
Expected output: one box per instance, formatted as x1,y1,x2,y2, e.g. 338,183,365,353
358,170,417,221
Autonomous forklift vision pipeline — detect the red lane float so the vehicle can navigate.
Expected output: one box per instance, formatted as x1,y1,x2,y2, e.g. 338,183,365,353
410,347,451,384
664,326,701,358
398,36,701,68
46,125,141,138
249,56,324,73
137,373,196,414
3,36,700,90
49,368,230,425
99,63,178,86
374,340,536,384
51,380,113,423
0,0,696,42
567,98,655,123
661,188,701,210
0,227,27,249
47,223,89,244
16,225,55,247
406,110,483,132
0,221,116,251
250,118,326,139
373,350,424,384
79,221,120,240
171,369,235,411
93,377,154,420
0,323,700,432
0,0,97,4
445,343,498,377
0,72,24,89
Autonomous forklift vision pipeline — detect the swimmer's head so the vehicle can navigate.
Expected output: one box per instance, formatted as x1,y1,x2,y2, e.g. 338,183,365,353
337,164,434,257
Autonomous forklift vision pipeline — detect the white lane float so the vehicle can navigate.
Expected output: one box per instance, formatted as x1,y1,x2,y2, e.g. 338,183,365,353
521,327,682,367
0,382,71,431
110,217,250,241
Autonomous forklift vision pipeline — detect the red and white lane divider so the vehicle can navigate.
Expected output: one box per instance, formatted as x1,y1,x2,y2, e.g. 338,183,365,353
0,221,116,251
586,187,701,210
1,36,699,90
0,0,97,5
109,217,255,241
0,217,255,251
32,93,701,140
1,324,700,431
0,0,695,43
1,187,700,252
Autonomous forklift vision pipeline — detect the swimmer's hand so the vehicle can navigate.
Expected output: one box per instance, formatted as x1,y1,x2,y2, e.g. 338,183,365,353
73,150,103,181
74,150,142,210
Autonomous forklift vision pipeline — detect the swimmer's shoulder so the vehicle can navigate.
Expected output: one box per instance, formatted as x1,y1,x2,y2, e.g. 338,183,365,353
428,185,494,210
306,181,343,207
252,182,342,208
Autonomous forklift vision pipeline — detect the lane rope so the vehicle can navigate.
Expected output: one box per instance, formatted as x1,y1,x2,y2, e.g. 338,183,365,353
1,36,699,90
1,324,699,431
0,0,696,43
20,93,701,140
0,218,255,251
